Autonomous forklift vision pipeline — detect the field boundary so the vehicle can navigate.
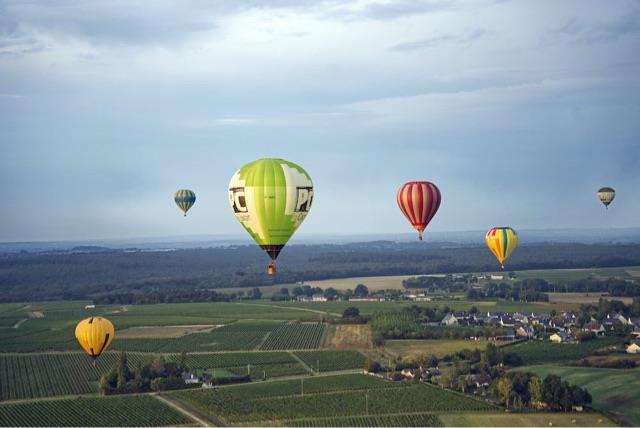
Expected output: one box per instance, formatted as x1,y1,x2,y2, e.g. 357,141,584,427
154,393,212,427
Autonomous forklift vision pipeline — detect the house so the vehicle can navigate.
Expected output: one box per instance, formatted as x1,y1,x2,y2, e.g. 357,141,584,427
440,313,458,326
297,296,313,302
182,372,200,384
516,325,535,338
495,329,516,341
582,322,606,336
550,331,573,343
349,296,384,302
311,294,327,302
400,369,416,379
84,304,95,309
626,342,640,354
499,315,515,328
490,275,504,280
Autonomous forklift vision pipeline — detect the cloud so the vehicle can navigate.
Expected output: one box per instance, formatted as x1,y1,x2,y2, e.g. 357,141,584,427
552,9,640,44
389,28,489,51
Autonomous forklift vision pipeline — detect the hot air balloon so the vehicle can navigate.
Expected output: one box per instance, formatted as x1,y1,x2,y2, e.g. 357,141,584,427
485,227,518,269
597,187,615,209
174,189,196,216
75,316,115,366
397,181,441,240
228,158,313,274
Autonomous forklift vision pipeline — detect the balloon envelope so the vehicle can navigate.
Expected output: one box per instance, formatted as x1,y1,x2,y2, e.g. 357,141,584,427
485,227,519,268
596,187,615,208
228,158,313,273
75,316,115,362
174,189,196,216
397,181,441,240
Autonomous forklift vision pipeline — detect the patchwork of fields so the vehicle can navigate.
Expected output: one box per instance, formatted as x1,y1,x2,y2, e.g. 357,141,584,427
170,374,496,425
0,297,635,427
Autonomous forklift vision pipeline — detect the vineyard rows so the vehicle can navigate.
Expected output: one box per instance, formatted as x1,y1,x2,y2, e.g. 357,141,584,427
260,323,325,350
294,350,366,372
285,413,444,427
172,375,493,424
0,352,148,401
0,395,190,427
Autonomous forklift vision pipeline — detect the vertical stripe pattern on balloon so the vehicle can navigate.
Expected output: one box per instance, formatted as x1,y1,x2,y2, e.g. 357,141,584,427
397,181,441,240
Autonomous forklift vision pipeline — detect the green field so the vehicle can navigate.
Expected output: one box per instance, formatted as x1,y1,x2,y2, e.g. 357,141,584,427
294,350,366,372
0,395,190,427
386,339,492,359
505,337,622,365
284,413,444,427
515,365,640,426
438,412,615,427
513,266,640,282
260,323,326,350
171,375,495,424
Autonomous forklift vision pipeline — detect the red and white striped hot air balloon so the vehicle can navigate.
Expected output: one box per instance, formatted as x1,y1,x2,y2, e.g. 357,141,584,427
397,181,441,240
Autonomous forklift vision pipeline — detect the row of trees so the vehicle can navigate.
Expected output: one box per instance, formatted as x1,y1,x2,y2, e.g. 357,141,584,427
494,372,592,411
4,242,640,302
100,352,195,395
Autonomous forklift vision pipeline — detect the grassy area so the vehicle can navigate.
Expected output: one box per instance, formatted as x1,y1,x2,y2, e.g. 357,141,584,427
385,339,492,359
0,395,191,427
294,350,366,372
505,337,622,365
438,411,615,427
513,266,640,282
514,365,640,426
324,324,373,349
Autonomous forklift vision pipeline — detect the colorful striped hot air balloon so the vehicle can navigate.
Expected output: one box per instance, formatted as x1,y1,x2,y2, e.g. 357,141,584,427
597,187,615,209
397,181,441,240
485,227,519,269
75,316,115,366
174,189,196,216
228,158,313,274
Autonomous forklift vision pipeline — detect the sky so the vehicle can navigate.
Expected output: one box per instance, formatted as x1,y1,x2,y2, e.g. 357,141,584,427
0,0,639,242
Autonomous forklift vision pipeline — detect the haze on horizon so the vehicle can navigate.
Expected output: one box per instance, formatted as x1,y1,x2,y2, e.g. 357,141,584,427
1,0,639,242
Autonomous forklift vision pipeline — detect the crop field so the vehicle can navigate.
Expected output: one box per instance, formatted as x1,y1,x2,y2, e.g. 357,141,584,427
438,412,615,427
513,266,640,282
385,339,492,359
260,323,326,350
294,350,366,372
180,351,309,379
515,365,640,426
324,324,373,349
505,337,622,365
284,413,444,427
172,376,495,424
0,395,190,427
548,293,634,305
0,352,151,401
112,321,281,352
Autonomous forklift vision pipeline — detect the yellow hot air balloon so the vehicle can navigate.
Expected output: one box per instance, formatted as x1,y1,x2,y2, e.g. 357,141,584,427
485,227,518,269
75,316,115,365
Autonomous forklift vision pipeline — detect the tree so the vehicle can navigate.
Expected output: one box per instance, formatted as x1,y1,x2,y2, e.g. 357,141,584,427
428,354,439,368
279,287,290,296
249,287,262,299
528,376,542,407
292,286,304,297
342,307,360,318
354,284,369,297
542,374,563,409
482,343,502,367
324,287,338,300
495,377,513,407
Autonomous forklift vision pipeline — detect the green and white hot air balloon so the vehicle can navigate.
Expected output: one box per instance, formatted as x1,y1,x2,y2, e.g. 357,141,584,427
228,158,314,274
174,189,196,216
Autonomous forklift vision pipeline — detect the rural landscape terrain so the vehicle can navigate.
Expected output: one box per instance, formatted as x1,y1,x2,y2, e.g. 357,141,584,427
1,242,639,427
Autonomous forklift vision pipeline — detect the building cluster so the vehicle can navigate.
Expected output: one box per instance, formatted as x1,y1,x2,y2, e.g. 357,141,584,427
438,309,640,348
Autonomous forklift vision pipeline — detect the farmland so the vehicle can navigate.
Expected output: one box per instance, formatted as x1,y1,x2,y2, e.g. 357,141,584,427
385,339,493,359
0,395,190,427
515,365,640,426
284,413,444,427
505,337,622,365
171,375,495,424
294,350,366,372
438,412,615,427
260,323,326,350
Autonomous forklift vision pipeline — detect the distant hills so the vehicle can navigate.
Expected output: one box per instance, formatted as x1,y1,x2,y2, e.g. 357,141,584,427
1,227,640,254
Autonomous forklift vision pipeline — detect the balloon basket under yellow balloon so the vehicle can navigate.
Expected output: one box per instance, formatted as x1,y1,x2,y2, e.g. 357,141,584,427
267,263,276,275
